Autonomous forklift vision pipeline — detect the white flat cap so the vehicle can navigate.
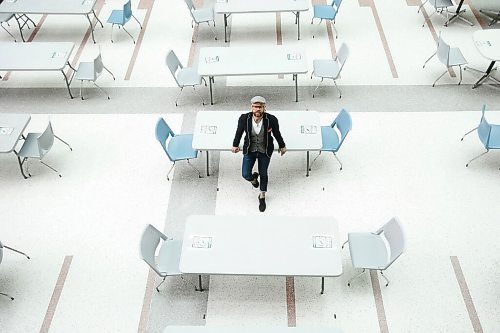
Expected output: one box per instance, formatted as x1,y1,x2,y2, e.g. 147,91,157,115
251,96,266,104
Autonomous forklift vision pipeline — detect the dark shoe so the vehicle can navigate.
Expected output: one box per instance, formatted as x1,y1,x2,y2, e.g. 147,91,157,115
251,172,259,188
258,195,266,212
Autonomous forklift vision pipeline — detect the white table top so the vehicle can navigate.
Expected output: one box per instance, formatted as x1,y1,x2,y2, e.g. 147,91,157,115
164,326,343,333
179,215,342,277
197,46,308,77
0,0,96,15
0,114,31,153
0,42,74,71
192,111,322,151
215,0,309,14
473,30,500,62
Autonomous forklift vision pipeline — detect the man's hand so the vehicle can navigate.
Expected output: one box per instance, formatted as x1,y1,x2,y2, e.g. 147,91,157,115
231,146,240,153
279,147,287,156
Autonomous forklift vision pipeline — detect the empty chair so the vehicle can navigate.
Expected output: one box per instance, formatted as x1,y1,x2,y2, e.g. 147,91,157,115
0,13,17,42
74,49,115,100
461,104,500,167
309,109,352,172
184,0,217,42
166,50,206,106
107,0,142,43
343,217,406,287
0,241,30,301
475,0,500,25
311,0,342,38
423,32,467,87
155,117,201,180
311,43,349,98
418,0,455,26
140,224,203,292
17,122,72,178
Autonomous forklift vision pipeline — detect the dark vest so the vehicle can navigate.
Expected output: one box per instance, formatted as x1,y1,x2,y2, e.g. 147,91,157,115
249,122,266,153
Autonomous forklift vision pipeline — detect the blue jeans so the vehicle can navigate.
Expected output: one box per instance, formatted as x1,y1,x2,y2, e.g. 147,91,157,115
242,151,270,192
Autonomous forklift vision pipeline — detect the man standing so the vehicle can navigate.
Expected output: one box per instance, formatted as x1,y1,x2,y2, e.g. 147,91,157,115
231,96,287,212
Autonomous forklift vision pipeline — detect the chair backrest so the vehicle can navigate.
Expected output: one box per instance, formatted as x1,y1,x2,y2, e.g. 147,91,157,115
155,117,175,161
335,43,349,74
140,224,166,277
478,108,492,148
184,0,195,17
0,241,3,266
124,0,133,21
37,122,55,158
330,0,342,13
436,33,451,67
376,217,405,265
332,108,352,147
93,53,104,78
166,50,183,88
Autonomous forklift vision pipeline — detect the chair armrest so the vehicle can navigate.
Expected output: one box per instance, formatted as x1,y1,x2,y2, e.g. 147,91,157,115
348,232,390,269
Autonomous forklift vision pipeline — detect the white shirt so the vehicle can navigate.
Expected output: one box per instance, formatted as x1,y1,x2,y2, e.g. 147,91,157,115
252,117,263,135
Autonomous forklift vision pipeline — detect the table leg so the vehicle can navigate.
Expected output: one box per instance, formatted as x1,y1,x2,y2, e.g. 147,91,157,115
61,69,74,99
472,61,496,89
209,76,214,105
206,151,210,176
306,151,310,177
297,12,300,40
224,14,228,43
321,276,325,294
195,275,204,292
14,153,28,179
294,74,298,102
13,14,26,42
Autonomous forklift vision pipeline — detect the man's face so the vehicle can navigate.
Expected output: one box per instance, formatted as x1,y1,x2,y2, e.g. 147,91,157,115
251,103,265,119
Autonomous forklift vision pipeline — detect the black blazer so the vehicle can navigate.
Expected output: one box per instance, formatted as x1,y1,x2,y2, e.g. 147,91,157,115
232,112,286,157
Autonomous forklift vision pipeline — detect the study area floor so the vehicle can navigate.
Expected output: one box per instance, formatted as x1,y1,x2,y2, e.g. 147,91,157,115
1,0,500,332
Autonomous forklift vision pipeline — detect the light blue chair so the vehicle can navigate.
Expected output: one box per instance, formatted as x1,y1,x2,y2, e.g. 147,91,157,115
155,118,201,180
166,50,206,106
311,0,342,38
342,217,406,287
0,240,30,300
107,0,142,44
461,105,500,167
309,109,352,172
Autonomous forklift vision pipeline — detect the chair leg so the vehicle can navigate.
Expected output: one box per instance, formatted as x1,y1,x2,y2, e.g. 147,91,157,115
175,87,184,106
458,65,463,85
122,26,136,44
341,239,348,249
1,22,17,42
92,81,111,100
110,23,114,43
333,80,342,99
331,21,338,39
80,80,84,100
417,0,428,13
466,149,489,167
461,127,478,141
312,78,323,98
207,21,217,40
132,14,143,29
22,157,31,177
432,70,448,87
103,66,116,80
423,10,437,27
0,292,14,300
308,151,322,171
155,276,166,292
423,52,436,68
166,162,175,181
186,159,202,178
333,152,343,170
3,245,30,259
379,270,390,287
40,160,62,177
347,268,366,286
192,86,205,105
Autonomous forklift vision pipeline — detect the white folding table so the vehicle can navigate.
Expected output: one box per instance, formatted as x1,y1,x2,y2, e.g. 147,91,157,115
0,114,31,178
0,0,102,43
164,326,343,333
180,215,342,294
192,110,322,177
469,30,500,88
215,0,309,42
0,42,76,98
197,46,308,104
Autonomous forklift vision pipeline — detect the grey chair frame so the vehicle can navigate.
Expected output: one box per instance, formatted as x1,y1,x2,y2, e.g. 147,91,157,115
184,0,217,42
75,49,116,100
166,50,206,106
311,43,349,98
0,241,30,301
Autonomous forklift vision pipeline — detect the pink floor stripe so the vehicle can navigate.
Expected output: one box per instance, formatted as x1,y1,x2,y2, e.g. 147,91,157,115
285,277,297,327
370,270,390,333
137,268,157,333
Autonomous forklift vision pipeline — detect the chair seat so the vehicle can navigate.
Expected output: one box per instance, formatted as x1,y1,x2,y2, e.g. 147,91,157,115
177,67,203,86
348,232,391,270
193,8,214,23
321,126,340,151
74,62,97,81
448,48,467,66
313,59,341,79
157,239,182,276
168,134,198,161
431,0,454,8
487,124,500,148
107,10,127,25
0,13,14,23
313,5,337,20
17,132,43,159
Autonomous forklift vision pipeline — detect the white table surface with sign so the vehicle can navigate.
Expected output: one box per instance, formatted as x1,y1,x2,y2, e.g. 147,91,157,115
215,0,309,42
180,215,342,294
164,326,343,333
0,113,31,178
192,110,321,176
0,42,76,98
0,0,102,43
469,30,500,88
197,46,308,105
